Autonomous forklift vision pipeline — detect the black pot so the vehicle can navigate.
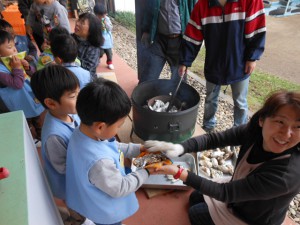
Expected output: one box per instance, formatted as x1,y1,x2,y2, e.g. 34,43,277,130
131,79,200,143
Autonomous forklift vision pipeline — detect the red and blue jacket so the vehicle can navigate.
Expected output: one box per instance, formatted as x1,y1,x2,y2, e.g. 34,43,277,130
180,0,266,85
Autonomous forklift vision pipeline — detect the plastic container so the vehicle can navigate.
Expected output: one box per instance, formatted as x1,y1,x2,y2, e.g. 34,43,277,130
2,3,26,35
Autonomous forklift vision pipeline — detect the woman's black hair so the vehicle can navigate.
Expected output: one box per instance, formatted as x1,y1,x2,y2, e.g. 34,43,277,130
78,13,103,47
247,90,300,142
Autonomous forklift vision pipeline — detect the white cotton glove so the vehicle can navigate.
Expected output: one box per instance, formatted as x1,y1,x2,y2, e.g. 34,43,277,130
144,140,184,158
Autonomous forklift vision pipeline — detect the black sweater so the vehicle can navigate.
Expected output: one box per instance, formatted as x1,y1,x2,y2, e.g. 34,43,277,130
181,125,300,225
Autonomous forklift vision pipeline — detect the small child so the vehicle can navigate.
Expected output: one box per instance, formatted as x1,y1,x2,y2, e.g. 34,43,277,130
30,65,88,224
50,32,91,89
0,30,44,139
36,26,70,70
0,19,38,67
25,0,70,51
66,78,152,225
94,3,114,70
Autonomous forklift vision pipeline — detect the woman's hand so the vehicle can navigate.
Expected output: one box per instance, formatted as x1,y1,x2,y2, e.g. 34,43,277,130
9,55,22,70
144,140,184,158
154,165,188,182
154,164,178,175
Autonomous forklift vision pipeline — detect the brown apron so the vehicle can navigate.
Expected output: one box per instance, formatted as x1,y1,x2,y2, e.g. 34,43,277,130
204,146,290,225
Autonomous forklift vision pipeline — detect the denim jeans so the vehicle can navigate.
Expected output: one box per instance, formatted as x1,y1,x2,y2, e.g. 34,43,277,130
203,77,249,130
138,34,181,84
95,222,121,225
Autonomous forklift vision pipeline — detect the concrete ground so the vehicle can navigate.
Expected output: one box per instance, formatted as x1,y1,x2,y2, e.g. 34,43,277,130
258,15,300,84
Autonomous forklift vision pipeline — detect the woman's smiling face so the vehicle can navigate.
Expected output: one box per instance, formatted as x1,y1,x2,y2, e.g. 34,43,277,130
259,105,300,154
74,18,89,40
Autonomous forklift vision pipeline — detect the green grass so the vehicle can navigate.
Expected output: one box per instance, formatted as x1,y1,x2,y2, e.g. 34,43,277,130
111,11,136,33
189,47,300,112
113,14,300,113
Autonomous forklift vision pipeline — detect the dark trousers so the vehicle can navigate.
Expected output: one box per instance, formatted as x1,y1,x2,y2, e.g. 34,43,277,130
189,190,215,225
32,32,44,52
100,48,113,64
138,34,182,84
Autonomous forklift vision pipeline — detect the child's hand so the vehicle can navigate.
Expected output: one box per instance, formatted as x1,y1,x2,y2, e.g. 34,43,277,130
25,55,33,62
9,55,22,69
21,59,30,71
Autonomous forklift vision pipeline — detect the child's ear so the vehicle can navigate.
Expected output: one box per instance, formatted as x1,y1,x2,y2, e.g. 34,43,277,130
95,122,106,131
44,98,58,110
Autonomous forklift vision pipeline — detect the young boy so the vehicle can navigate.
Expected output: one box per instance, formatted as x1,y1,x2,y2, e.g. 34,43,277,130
30,65,87,224
50,33,91,89
36,26,74,71
0,19,38,66
94,3,114,70
25,0,70,51
0,30,44,139
66,78,152,225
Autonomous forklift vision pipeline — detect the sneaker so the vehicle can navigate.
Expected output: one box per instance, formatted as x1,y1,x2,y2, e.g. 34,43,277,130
82,218,95,225
108,64,114,70
201,126,215,133
34,139,41,148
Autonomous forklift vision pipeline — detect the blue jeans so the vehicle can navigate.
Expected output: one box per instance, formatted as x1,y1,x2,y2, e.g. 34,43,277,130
203,77,249,130
95,222,121,225
138,34,181,84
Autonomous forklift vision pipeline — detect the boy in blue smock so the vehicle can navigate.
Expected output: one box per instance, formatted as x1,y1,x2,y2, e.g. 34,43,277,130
50,33,91,89
0,19,38,68
0,30,44,139
30,65,89,224
66,78,153,225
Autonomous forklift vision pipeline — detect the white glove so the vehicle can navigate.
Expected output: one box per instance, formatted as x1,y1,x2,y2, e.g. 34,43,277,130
144,140,184,158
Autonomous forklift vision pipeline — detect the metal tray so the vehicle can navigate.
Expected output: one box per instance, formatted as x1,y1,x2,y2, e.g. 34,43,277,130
196,149,237,180
131,153,197,190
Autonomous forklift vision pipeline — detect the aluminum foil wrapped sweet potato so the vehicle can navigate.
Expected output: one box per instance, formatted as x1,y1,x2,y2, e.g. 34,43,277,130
133,152,172,169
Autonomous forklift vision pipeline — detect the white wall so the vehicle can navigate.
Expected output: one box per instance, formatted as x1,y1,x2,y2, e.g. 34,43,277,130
115,0,135,13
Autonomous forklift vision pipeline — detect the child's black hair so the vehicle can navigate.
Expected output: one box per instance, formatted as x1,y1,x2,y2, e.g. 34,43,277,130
77,13,103,47
76,78,131,126
51,34,78,63
0,30,14,45
0,19,12,30
30,65,80,109
94,3,107,16
48,26,70,43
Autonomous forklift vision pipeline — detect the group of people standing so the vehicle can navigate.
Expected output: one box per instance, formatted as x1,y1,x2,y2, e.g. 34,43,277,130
139,0,266,133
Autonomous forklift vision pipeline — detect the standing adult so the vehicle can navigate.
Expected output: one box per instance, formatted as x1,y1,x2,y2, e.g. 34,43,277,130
179,0,266,132
139,0,197,84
